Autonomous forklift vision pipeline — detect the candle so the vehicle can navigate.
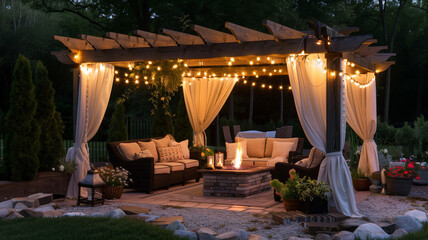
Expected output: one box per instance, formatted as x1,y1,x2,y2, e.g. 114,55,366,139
207,156,214,169
215,153,223,169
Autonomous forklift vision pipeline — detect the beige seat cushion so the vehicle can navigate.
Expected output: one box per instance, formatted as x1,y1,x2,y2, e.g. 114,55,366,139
265,137,299,157
169,140,190,159
177,159,199,168
138,141,159,162
295,158,310,167
118,142,141,161
157,145,184,162
235,137,266,158
266,157,286,167
153,135,172,149
157,162,185,172
154,164,170,174
308,147,325,168
271,141,295,159
226,141,249,160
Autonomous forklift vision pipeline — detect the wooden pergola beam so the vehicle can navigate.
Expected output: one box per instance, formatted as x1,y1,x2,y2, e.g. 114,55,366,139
263,20,307,40
301,27,359,36
80,34,121,50
106,32,150,48
359,46,388,56
134,30,177,47
53,35,94,51
369,53,396,63
225,22,274,43
191,25,237,44
162,29,205,45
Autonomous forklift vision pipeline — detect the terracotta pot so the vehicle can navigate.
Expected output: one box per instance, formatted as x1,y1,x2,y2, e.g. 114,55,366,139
103,185,124,199
352,178,371,191
386,176,413,196
302,196,329,214
283,199,303,211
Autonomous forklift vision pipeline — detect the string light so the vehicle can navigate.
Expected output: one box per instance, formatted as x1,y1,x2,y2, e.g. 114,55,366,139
115,77,119,82
250,61,254,65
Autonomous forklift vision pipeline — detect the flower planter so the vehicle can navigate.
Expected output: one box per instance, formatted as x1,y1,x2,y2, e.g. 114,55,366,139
302,197,328,214
352,178,371,191
103,185,124,199
283,199,303,211
386,176,413,196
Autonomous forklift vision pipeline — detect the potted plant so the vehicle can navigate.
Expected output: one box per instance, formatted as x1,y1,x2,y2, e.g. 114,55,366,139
270,169,331,213
98,166,132,199
351,168,371,191
385,159,419,196
189,145,214,168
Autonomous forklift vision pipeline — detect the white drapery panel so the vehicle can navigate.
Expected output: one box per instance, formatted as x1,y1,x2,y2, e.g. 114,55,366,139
183,77,236,146
66,63,114,198
345,72,379,175
286,54,361,217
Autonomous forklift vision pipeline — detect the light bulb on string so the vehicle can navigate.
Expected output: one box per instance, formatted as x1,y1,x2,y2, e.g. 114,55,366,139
125,79,129,84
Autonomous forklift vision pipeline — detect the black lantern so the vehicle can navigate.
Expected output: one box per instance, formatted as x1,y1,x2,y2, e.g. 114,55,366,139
77,170,105,207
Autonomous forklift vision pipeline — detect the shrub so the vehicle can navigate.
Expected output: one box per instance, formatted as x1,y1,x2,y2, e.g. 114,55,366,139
34,61,64,171
108,98,128,142
375,117,397,146
2,55,41,181
151,106,174,137
395,122,415,156
173,92,193,143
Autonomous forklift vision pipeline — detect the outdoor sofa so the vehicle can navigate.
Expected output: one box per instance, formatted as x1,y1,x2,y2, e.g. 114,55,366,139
107,136,199,193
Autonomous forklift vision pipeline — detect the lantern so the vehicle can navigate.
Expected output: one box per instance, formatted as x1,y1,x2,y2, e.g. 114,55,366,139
77,170,106,207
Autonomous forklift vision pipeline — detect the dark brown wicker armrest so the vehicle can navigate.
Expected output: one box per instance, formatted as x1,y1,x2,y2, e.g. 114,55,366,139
289,155,308,164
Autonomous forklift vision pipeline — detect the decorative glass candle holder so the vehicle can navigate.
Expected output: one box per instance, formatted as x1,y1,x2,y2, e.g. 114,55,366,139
207,156,214,169
215,153,224,169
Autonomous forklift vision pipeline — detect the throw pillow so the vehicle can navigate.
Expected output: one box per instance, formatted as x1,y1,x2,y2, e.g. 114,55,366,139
137,141,159,162
153,135,172,149
134,150,153,160
158,145,184,162
169,140,190,159
295,158,310,167
265,137,299,157
226,141,249,160
271,141,295,159
235,137,266,158
118,142,141,161
308,147,325,168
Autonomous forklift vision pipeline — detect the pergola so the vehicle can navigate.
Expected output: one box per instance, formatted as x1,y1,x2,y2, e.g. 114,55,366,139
52,19,394,217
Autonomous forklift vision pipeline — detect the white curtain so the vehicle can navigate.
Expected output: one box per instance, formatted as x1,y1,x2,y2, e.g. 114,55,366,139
66,63,114,198
345,72,379,175
287,54,361,217
183,77,236,146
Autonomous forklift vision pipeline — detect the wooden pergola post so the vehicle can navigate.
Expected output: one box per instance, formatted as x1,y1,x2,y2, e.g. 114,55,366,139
326,52,343,153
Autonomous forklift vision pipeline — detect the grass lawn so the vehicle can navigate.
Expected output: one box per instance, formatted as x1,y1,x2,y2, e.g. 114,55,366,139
397,223,428,240
0,217,184,240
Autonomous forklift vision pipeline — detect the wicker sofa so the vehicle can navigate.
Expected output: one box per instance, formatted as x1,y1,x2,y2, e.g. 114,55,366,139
107,136,200,193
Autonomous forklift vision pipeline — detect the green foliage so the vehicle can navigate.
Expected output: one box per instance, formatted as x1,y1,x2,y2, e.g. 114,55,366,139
350,168,369,179
375,117,397,146
2,55,40,181
56,157,77,175
415,115,428,160
34,61,64,171
107,98,128,142
0,217,183,240
395,122,415,156
151,106,174,137
346,124,363,170
173,91,193,144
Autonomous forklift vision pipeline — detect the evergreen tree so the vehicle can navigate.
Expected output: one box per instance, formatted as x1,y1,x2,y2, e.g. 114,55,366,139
34,61,64,171
108,99,128,142
173,92,193,144
151,106,174,138
2,55,40,181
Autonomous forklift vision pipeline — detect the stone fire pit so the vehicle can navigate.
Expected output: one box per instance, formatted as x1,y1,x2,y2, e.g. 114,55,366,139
199,166,274,197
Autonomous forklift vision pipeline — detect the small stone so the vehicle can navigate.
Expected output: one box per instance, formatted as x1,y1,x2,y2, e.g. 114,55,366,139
374,221,396,234
248,234,268,240
19,209,43,217
5,211,24,220
0,208,14,218
316,233,332,240
237,230,248,240
404,210,428,223
390,228,408,239
288,237,312,240
33,206,55,213
216,231,238,240
14,203,28,211
0,200,13,209
197,227,217,240
173,230,197,240
63,212,86,217
42,210,64,218
12,197,39,208
28,193,53,205
333,231,354,240
197,228,218,235
338,218,370,232
166,220,182,231
106,209,126,218
120,205,150,215
137,213,159,222
393,215,423,233
353,223,389,240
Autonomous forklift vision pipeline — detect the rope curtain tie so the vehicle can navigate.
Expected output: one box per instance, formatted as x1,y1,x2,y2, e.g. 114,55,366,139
325,152,343,158
363,139,374,142
72,143,86,148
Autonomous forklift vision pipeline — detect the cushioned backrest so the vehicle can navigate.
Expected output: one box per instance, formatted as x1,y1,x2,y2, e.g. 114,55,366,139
118,142,141,161
235,137,265,158
153,135,172,148
308,147,325,168
265,137,299,157
107,137,162,163
138,141,159,162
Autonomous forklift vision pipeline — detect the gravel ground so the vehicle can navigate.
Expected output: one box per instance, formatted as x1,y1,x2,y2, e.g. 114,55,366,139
54,190,428,240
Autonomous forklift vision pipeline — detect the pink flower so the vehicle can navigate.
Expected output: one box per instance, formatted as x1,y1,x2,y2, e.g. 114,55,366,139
404,171,408,175
416,176,421,180
289,169,296,180
408,163,414,169
388,172,392,176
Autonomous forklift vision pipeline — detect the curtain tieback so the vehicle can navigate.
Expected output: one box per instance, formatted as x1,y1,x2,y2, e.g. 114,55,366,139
364,139,374,142
73,143,86,148
325,152,343,158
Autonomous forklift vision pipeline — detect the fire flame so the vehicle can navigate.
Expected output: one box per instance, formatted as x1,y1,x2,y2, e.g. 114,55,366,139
233,143,243,169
